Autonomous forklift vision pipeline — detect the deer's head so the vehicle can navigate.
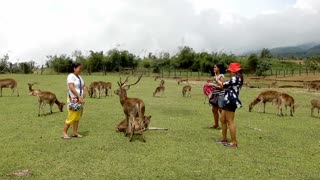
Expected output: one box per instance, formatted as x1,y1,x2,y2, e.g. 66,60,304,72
115,74,142,97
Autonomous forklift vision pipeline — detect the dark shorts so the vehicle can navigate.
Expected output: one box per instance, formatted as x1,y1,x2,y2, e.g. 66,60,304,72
222,103,237,112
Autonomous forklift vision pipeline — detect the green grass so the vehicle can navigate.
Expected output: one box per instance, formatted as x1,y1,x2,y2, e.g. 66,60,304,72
0,74,320,179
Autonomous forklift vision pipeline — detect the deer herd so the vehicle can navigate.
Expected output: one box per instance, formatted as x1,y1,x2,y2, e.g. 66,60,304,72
1,76,320,142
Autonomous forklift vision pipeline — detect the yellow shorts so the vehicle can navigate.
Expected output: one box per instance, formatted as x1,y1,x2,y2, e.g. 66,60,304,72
66,109,83,124
66,97,83,125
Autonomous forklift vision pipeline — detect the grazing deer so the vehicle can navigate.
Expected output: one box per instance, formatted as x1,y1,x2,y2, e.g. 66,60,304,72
116,115,151,133
115,74,146,142
28,83,41,96
37,91,65,116
249,90,281,113
275,93,295,116
97,81,112,97
153,85,165,97
311,99,320,118
0,78,19,97
88,81,100,98
182,85,192,97
177,78,188,85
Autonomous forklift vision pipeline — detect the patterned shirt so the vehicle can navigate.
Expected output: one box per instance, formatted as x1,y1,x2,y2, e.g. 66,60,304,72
212,74,225,95
222,75,242,108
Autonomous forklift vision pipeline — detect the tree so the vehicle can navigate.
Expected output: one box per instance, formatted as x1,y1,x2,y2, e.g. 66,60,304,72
0,54,9,73
247,54,259,73
256,59,271,76
260,48,272,59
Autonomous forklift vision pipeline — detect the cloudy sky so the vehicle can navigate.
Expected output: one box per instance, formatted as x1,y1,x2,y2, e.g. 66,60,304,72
1,0,320,65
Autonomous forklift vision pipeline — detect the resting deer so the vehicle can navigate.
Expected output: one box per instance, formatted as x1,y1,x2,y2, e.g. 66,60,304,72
311,99,320,118
37,91,65,116
114,74,146,142
28,83,41,96
0,78,19,97
275,93,295,116
116,115,151,133
153,86,165,97
249,90,281,113
182,85,192,97
177,78,188,85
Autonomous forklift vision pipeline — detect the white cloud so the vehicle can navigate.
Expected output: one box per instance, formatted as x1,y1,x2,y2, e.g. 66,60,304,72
1,0,320,65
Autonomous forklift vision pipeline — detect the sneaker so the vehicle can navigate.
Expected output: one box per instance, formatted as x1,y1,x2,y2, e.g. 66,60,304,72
224,143,238,148
215,139,228,145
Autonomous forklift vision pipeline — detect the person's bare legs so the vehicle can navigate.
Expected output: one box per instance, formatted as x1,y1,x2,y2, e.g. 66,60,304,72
63,124,71,138
212,106,220,128
72,121,81,136
225,111,237,145
220,110,227,141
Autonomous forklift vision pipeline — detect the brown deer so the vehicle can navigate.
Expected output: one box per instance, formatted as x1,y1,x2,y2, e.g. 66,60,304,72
269,81,278,88
28,83,41,96
182,85,192,97
249,90,281,113
37,91,65,116
159,79,165,86
88,81,100,98
153,85,165,97
275,93,295,116
177,78,188,85
104,82,112,96
310,99,320,118
0,78,19,97
154,75,160,81
116,115,151,133
115,74,146,142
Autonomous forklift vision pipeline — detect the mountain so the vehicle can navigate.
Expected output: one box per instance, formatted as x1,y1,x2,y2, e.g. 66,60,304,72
243,43,320,58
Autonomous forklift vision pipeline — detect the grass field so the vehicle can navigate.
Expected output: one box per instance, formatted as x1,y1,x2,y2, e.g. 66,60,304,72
0,74,320,179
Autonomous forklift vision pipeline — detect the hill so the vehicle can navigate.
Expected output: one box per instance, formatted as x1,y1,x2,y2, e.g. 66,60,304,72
243,43,320,58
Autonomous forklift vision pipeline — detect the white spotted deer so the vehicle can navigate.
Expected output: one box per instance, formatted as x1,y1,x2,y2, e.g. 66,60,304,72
0,78,19,97
114,74,146,142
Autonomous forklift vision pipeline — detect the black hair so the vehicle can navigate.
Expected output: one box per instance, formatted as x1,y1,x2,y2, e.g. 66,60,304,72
69,61,82,73
236,70,244,88
211,62,226,76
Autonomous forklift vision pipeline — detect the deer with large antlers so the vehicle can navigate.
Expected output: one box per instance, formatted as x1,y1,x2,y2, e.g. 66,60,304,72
114,74,146,142
0,78,19,97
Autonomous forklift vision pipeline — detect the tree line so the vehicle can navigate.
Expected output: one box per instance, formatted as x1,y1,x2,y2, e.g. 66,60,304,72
1,47,319,76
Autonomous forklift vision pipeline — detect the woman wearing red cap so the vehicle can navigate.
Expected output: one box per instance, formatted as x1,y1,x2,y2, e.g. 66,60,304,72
215,62,243,147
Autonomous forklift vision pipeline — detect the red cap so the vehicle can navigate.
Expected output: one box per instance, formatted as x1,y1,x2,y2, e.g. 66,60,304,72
227,62,241,73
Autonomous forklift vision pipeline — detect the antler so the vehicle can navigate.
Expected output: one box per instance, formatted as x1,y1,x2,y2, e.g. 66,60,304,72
123,74,143,89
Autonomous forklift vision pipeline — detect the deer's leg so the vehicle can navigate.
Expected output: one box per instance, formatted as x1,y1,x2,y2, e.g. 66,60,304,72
311,107,314,117
0,87,2,97
38,102,41,116
129,116,134,142
50,103,53,114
